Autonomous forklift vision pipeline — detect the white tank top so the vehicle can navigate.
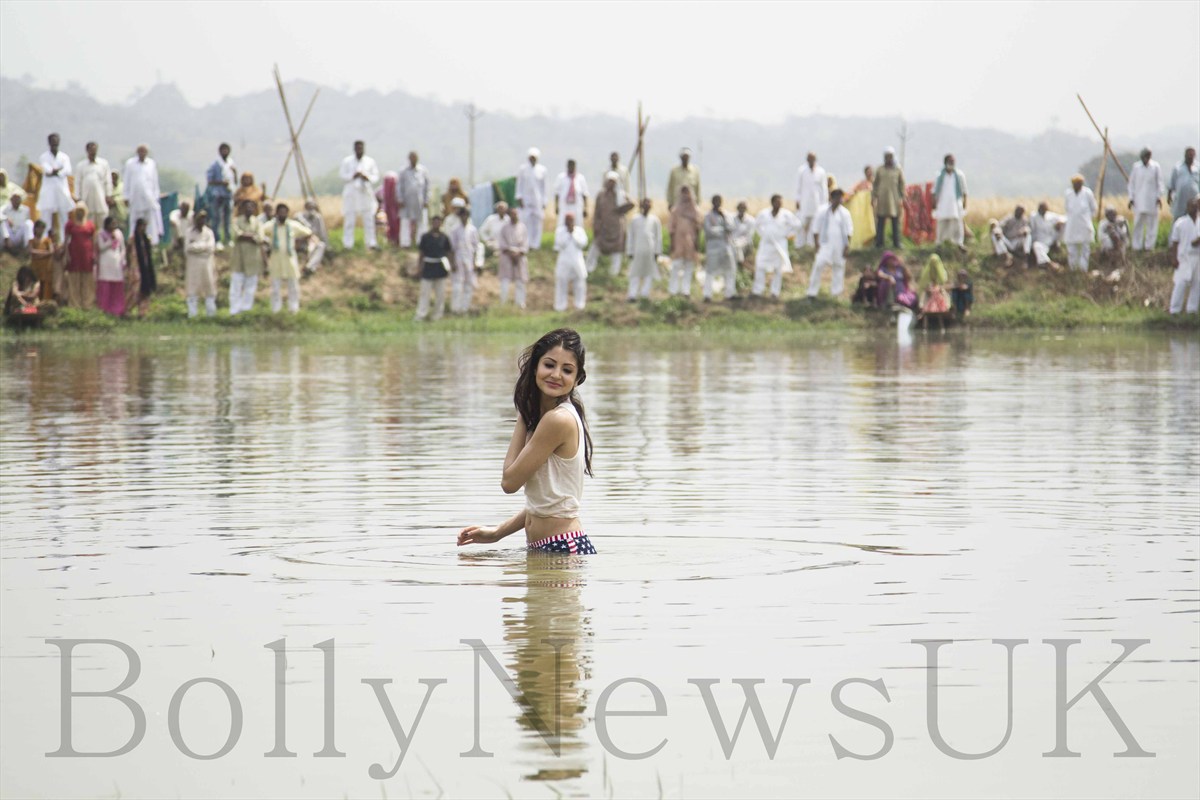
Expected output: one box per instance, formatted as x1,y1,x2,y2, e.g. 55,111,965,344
524,402,585,518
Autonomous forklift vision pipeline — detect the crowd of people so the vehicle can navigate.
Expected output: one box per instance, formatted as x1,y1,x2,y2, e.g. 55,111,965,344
2,132,1198,323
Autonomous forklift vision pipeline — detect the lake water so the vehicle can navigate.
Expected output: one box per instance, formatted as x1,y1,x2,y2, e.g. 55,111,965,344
1,331,1197,799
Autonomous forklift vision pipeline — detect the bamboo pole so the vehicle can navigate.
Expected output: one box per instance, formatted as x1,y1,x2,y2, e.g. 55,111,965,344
272,65,316,201
271,89,320,200
1077,94,1129,182
1095,127,1108,221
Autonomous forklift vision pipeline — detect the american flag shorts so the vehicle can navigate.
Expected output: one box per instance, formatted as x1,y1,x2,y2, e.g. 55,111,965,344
526,530,597,555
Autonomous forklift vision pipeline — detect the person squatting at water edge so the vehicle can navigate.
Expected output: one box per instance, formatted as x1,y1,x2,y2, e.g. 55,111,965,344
457,328,597,556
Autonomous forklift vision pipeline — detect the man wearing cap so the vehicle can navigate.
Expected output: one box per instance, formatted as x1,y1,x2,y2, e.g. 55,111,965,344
516,147,548,249
1064,174,1098,271
1,191,33,251
667,148,701,210
1128,148,1163,251
339,140,381,250
794,152,828,248
933,154,968,248
872,147,905,248
555,159,589,226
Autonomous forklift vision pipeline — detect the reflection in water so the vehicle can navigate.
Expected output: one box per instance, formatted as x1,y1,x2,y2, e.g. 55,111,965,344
501,554,593,781
1,332,1198,799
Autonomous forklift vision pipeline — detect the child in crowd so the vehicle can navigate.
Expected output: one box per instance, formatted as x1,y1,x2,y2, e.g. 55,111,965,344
28,220,54,302
952,269,974,321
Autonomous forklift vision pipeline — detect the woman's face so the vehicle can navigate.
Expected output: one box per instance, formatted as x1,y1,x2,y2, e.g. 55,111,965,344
536,345,578,400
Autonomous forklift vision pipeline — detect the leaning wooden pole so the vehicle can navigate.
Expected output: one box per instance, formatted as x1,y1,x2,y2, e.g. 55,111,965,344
1095,127,1109,221
273,65,315,201
271,89,320,200
1077,94,1129,182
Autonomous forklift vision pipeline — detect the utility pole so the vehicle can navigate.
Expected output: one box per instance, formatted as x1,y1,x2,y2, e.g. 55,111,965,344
465,103,485,186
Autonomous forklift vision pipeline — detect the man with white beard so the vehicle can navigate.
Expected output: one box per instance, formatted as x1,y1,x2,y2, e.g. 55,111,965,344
37,133,74,242
793,152,827,247
1127,147,1164,250
75,141,112,222
122,144,164,244
340,140,380,250
516,147,548,249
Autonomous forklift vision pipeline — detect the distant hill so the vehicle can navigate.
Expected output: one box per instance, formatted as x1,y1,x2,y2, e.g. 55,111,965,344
1,77,1195,200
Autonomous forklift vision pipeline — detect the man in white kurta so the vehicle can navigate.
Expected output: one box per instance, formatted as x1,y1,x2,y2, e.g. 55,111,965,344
1167,198,1200,314
1030,202,1065,268
516,147,548,250
605,151,631,204
478,202,508,252
807,189,853,298
1098,207,1130,254
1,192,33,251
75,142,112,222
555,159,589,227
1127,148,1163,250
340,140,380,250
625,198,662,301
37,133,74,242
398,152,430,246
731,201,755,267
1064,175,1098,271
794,152,828,247
1167,148,1198,221
449,208,480,314
753,195,798,298
122,145,164,244
554,213,589,311
933,154,968,246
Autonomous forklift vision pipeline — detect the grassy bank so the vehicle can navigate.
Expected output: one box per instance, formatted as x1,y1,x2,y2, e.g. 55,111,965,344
2,221,1195,340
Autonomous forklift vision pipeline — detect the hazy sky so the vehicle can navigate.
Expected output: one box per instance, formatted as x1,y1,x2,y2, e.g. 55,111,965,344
2,0,1196,139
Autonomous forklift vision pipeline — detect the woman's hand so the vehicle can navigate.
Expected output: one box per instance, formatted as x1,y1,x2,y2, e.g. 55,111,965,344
457,525,501,546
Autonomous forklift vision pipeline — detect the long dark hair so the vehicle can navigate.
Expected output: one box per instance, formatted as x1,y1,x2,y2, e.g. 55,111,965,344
513,328,593,476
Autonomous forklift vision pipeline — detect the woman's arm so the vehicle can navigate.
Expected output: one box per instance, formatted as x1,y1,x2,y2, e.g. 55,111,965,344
501,409,572,494
457,507,527,546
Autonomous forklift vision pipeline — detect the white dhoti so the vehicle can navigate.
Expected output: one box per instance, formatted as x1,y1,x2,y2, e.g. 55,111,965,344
1032,241,1053,265
797,215,816,247
521,209,544,249
129,202,163,245
807,244,846,297
451,263,476,313
669,259,695,296
270,278,300,313
554,259,587,311
342,194,378,249
228,272,259,315
1170,256,1200,314
1131,213,1158,250
936,218,964,246
1066,242,1091,271
1,218,34,248
627,253,657,300
752,242,790,298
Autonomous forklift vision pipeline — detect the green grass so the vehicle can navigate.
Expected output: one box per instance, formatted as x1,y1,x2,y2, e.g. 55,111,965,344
3,220,1195,341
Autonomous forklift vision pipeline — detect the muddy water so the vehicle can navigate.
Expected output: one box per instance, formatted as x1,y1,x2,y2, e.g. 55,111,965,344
1,332,1197,799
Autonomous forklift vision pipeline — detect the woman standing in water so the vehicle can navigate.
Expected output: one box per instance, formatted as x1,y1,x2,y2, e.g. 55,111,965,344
457,328,597,555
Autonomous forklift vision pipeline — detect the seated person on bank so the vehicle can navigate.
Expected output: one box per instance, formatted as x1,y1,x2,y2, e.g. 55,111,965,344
993,206,1032,266
4,265,42,320
1098,206,1130,256
951,268,974,321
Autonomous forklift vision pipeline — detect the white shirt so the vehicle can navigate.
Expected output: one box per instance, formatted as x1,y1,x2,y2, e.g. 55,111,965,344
554,225,589,269
338,154,379,211
479,213,505,247
1169,215,1200,260
1128,160,1164,214
555,172,590,214
754,208,798,272
517,161,548,210
1064,187,1098,243
1031,211,1064,247
122,157,161,208
76,157,112,204
1,202,31,228
795,164,828,217
625,213,662,257
813,204,853,251
934,169,966,220
37,150,73,212
731,213,756,247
